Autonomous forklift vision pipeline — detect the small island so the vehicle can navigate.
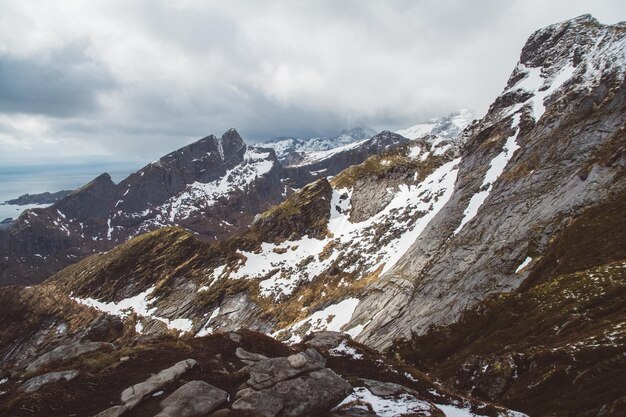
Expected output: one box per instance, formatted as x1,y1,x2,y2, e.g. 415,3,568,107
3,190,73,206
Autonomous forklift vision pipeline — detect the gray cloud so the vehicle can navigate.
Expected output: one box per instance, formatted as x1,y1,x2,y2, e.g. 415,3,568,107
0,42,116,117
0,0,624,164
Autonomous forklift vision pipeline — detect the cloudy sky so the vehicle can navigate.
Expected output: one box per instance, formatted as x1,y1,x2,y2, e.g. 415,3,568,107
1,0,624,165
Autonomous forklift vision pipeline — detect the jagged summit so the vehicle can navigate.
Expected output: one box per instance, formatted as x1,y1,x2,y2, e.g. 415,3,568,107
490,15,626,125
220,128,247,159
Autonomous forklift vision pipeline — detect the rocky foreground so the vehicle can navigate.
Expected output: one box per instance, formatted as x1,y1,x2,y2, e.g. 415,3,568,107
0,329,522,417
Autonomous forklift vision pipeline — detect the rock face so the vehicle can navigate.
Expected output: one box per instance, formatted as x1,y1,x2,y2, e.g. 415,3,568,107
0,129,284,286
347,14,626,349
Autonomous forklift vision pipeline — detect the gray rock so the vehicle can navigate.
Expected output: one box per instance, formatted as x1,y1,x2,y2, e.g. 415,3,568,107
247,348,325,389
287,353,308,368
361,378,415,397
26,342,113,373
93,405,129,417
19,369,79,393
269,369,353,417
209,410,231,417
120,359,198,404
228,332,243,343
156,380,228,417
236,387,256,398
235,347,269,362
331,409,378,417
232,391,284,417
303,331,350,350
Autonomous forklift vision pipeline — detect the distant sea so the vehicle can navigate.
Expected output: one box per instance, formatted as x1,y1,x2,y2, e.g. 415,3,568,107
0,159,143,221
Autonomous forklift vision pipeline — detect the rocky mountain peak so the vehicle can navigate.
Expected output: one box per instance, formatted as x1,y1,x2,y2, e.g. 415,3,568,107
84,172,114,189
220,128,247,160
519,14,603,70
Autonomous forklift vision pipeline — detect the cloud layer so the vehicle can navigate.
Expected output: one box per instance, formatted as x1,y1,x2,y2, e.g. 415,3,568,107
0,0,624,163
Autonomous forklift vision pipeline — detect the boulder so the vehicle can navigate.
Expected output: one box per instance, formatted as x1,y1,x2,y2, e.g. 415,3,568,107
156,380,228,417
303,331,351,350
19,369,79,393
267,369,353,417
247,348,325,389
235,347,269,362
121,359,198,404
231,391,284,417
93,405,129,417
361,378,415,397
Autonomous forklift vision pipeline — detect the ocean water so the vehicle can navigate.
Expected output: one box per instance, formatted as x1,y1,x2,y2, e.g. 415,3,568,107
0,160,141,221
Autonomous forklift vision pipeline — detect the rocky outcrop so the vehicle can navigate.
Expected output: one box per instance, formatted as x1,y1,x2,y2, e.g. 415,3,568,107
0,327,526,417
96,359,198,416
233,348,352,417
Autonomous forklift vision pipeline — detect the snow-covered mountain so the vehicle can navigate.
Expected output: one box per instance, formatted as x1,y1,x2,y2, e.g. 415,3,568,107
0,15,624,417
0,129,284,286
259,127,377,166
396,109,474,141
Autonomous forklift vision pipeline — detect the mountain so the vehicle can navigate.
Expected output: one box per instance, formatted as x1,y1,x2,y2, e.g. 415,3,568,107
0,14,624,417
0,129,284,286
1,122,461,287
349,12,626,348
396,109,475,141
259,127,378,166
280,130,414,188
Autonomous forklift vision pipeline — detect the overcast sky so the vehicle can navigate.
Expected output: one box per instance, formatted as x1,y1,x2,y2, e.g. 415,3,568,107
0,0,624,165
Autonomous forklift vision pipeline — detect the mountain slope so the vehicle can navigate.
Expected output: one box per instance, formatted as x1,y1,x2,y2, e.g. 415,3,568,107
392,188,626,416
347,14,626,349
43,137,461,343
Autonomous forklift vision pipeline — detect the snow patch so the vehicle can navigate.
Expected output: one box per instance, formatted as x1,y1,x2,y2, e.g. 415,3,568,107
515,257,533,273
513,63,576,121
72,287,193,334
454,115,521,235
336,387,432,417
282,298,360,343
329,340,363,359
